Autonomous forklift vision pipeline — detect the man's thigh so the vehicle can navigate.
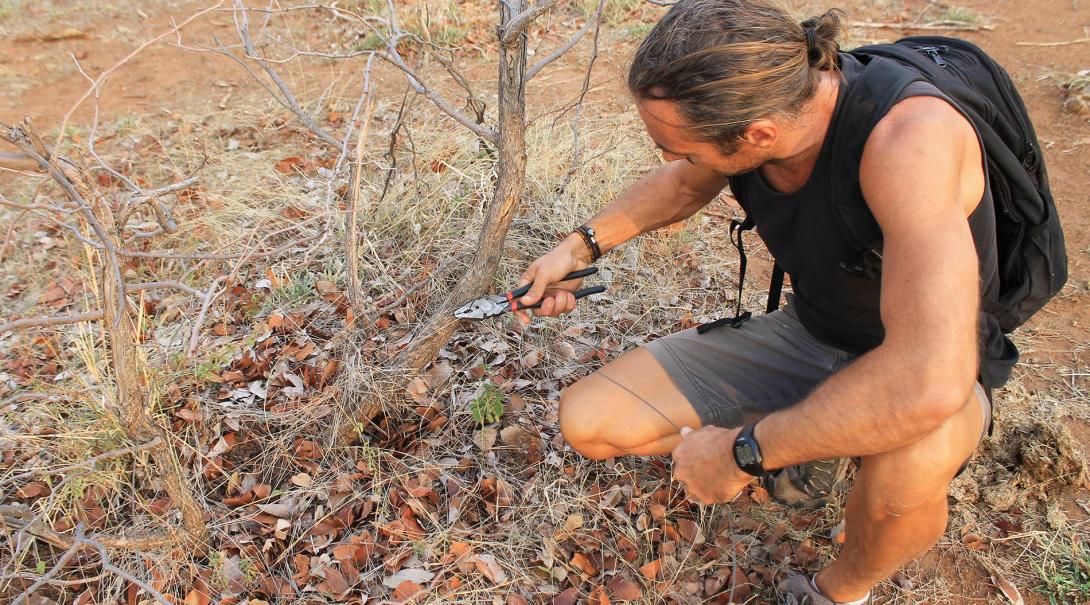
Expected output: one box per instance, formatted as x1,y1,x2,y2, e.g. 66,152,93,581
560,347,702,457
644,302,847,428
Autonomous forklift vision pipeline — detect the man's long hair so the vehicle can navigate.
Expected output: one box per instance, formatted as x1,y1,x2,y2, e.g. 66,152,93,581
628,0,844,153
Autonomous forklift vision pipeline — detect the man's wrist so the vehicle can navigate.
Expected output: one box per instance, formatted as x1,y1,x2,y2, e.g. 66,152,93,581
564,232,595,265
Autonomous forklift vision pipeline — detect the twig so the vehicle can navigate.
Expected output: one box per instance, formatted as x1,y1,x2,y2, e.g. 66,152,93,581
0,310,104,333
9,541,81,605
557,0,605,195
526,0,603,80
186,276,230,358
1016,37,1090,47
346,69,377,318
848,20,994,31
55,1,226,150
1,438,162,486
501,0,561,44
127,281,205,297
231,0,341,149
73,525,172,605
378,39,498,143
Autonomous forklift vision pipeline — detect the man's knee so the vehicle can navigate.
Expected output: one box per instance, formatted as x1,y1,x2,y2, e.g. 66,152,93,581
558,380,614,460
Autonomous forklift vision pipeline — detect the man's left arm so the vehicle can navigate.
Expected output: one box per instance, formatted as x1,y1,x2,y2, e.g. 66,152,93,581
672,102,982,502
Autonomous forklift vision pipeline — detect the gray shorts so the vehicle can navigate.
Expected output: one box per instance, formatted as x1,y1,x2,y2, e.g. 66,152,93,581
646,297,991,438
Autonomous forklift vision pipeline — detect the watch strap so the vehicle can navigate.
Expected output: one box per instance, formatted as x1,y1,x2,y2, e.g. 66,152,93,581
732,422,767,477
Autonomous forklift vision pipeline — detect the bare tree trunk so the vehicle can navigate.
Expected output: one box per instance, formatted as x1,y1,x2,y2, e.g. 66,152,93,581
335,0,530,445
59,160,209,549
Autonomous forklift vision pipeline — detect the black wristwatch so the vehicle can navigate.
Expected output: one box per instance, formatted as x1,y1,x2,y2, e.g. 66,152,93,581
732,422,767,477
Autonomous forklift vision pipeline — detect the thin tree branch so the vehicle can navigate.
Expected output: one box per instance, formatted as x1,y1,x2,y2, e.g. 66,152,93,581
501,0,561,44
73,525,172,605
346,70,377,318
186,276,230,358
56,1,227,149
848,19,994,31
9,541,81,605
1,438,162,486
1016,37,1090,47
526,0,603,81
377,39,498,143
557,0,605,195
126,281,205,297
0,310,104,333
231,0,342,149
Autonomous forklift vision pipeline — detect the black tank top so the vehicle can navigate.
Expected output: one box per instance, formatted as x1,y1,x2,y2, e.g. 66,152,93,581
728,53,1009,386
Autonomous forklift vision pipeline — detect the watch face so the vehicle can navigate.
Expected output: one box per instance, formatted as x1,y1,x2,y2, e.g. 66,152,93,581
735,444,756,467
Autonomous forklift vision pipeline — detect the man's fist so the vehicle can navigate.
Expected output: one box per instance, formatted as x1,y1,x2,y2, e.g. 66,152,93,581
671,426,756,505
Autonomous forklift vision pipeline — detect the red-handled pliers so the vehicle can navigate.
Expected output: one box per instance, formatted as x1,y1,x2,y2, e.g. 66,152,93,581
453,267,606,320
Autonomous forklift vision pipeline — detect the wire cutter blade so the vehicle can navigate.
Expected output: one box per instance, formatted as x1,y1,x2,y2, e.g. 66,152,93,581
453,267,606,320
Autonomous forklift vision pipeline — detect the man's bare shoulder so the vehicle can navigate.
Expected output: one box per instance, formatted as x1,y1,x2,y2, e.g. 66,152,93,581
865,95,977,160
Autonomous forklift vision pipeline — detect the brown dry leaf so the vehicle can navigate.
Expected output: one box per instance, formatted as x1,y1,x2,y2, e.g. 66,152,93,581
554,513,583,541
393,579,422,602
275,156,308,174
588,585,611,605
676,518,703,544
406,377,429,403
649,503,666,521
15,482,49,499
507,595,528,605
570,552,597,576
962,533,989,551
521,347,544,369
290,472,313,487
639,559,661,580
992,573,1024,605
475,553,508,584
552,587,579,605
184,588,211,605
607,575,642,601
750,484,771,504
795,539,820,567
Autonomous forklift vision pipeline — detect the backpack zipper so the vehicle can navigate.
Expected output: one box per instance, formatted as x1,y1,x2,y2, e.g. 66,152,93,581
916,45,949,67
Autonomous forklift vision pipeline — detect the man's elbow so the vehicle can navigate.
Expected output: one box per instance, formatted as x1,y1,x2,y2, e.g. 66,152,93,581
908,354,977,427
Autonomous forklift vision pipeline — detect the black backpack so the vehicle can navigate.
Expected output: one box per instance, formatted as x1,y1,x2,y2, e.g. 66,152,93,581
724,36,1068,338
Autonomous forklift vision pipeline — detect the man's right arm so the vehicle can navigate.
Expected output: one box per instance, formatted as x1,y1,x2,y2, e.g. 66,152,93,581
517,160,727,317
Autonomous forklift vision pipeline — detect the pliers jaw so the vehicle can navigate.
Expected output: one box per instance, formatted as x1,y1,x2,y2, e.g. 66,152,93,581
453,295,509,320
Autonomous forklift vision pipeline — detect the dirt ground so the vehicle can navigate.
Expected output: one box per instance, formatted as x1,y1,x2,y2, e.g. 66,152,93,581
2,0,1088,604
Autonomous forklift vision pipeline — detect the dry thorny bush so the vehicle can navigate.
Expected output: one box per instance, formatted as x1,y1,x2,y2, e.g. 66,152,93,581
3,2,1090,604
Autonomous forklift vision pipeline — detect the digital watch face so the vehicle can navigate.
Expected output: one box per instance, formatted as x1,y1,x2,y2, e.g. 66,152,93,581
734,443,757,467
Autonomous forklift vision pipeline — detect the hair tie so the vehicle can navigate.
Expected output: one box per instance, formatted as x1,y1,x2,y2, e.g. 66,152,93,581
803,25,817,51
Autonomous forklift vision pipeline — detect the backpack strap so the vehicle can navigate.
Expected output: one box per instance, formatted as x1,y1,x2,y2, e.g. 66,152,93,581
697,216,784,334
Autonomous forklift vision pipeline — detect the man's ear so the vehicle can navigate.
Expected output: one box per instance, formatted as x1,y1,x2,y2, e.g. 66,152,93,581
740,120,777,149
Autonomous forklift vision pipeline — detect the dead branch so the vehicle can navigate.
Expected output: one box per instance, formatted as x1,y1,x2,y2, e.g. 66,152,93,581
557,0,605,195
186,276,231,358
72,525,172,605
230,0,342,149
0,151,38,171
1016,37,1090,47
9,540,81,605
379,34,498,143
526,0,604,80
848,20,994,32
346,75,377,319
56,1,226,149
125,281,203,298
0,310,105,334
501,0,561,44
1,438,162,486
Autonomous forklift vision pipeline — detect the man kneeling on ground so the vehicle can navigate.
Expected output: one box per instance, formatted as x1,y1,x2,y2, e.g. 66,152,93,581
514,1,1007,603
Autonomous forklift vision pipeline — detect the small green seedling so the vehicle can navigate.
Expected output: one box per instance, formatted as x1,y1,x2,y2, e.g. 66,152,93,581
470,381,504,426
